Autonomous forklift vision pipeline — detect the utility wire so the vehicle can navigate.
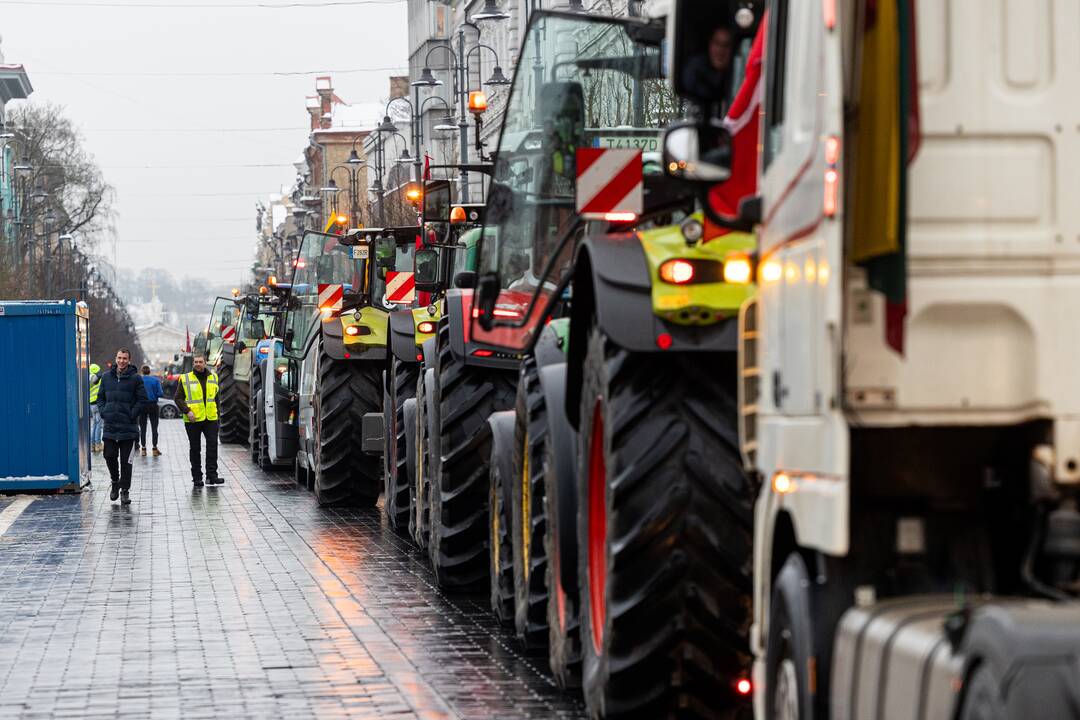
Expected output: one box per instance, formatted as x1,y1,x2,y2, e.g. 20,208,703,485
0,0,403,7
35,66,407,77
84,127,308,133
101,163,293,169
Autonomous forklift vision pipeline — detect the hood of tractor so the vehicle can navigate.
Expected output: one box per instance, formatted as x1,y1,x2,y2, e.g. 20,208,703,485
321,306,389,361
638,215,757,326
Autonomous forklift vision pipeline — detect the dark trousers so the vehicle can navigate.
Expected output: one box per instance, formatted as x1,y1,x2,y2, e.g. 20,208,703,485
138,404,160,448
185,420,219,481
103,438,135,490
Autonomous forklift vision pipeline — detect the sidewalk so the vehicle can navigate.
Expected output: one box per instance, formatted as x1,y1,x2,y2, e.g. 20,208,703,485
0,421,585,719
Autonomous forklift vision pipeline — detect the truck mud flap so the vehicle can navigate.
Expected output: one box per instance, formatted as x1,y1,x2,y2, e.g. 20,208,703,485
362,412,384,455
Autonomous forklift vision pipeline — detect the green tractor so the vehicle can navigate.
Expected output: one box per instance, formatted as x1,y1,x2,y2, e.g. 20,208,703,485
214,289,280,446
381,181,483,537
469,7,760,716
262,228,416,506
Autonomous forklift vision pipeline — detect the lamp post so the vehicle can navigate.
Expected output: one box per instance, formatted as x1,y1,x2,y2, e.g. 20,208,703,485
322,160,365,229
371,126,409,226
412,4,509,203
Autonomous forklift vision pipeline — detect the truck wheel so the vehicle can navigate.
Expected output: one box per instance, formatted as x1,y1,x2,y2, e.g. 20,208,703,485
413,367,435,549
489,412,516,626
766,554,816,720
544,415,582,690
512,357,549,647
384,356,418,535
429,319,516,588
577,324,753,718
313,344,382,507
218,361,247,445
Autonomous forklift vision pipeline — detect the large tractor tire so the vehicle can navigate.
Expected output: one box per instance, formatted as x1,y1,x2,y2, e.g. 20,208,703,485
511,357,550,647
384,356,418,535
413,367,436,550
313,342,382,507
488,411,517,626
217,361,248,445
428,320,516,589
577,324,753,719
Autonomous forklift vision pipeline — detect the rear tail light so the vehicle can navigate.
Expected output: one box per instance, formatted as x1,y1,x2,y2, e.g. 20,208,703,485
345,326,360,336
417,321,436,334
824,135,840,218
472,349,494,357
492,308,522,319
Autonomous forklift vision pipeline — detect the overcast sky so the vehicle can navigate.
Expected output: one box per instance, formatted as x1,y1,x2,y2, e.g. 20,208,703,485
2,0,408,287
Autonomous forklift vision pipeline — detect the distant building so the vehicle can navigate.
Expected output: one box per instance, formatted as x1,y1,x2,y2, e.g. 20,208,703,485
0,35,34,248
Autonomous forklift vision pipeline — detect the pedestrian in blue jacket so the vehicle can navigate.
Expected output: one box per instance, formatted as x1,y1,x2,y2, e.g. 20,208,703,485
96,349,147,505
138,365,164,457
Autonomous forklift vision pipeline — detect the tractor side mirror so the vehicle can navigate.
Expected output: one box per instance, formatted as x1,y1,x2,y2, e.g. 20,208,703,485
249,319,267,339
415,248,440,291
454,270,477,289
662,120,733,183
423,179,452,223
474,272,499,331
284,328,295,350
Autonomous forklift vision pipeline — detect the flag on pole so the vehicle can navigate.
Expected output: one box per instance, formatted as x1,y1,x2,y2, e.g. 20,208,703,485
185,325,191,353
423,154,432,181
704,15,766,240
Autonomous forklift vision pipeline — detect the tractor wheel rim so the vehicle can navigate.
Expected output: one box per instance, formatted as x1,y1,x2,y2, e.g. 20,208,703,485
587,399,606,656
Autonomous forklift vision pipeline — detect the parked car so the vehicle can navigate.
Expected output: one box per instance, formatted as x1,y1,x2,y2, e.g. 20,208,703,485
158,397,180,420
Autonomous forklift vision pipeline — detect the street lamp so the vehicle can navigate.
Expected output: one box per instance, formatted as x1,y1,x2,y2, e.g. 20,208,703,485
472,0,510,21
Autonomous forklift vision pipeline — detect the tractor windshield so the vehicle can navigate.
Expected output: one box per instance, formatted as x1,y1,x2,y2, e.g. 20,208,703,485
205,297,240,364
472,10,670,350
284,230,371,357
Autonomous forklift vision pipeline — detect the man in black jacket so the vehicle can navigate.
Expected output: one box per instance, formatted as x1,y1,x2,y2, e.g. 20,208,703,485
96,348,148,504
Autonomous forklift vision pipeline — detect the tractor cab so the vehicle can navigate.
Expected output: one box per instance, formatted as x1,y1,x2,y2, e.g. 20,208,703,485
469,9,675,351
204,297,241,369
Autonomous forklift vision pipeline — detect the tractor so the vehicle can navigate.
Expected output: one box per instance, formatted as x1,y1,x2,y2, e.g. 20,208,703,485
468,6,760,716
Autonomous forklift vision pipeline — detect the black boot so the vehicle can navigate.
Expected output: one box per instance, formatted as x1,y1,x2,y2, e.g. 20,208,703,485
110,482,119,501
120,490,131,505
192,478,204,488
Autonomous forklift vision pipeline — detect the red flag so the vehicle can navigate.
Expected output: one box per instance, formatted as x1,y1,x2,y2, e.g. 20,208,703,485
704,15,766,240
185,325,191,352
423,154,432,181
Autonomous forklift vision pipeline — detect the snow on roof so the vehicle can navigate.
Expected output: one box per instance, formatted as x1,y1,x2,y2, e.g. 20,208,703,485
323,99,384,132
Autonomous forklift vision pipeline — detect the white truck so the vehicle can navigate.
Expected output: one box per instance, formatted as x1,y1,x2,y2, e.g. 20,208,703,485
665,0,1080,716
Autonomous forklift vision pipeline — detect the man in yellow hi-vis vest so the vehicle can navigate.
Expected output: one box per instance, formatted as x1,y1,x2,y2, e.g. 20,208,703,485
173,354,221,487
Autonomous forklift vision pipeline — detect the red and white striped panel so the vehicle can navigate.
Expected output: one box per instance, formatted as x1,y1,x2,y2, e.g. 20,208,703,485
318,283,343,311
221,325,236,344
575,148,643,219
385,272,415,304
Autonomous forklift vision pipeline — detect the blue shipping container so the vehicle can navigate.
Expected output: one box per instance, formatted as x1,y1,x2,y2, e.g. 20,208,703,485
0,300,90,491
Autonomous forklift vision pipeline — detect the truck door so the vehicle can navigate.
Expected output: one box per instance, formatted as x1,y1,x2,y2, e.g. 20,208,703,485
757,0,847,478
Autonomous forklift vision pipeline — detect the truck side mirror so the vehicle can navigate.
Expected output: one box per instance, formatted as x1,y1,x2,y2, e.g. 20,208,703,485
662,120,733,183
423,179,452,223
284,328,295,350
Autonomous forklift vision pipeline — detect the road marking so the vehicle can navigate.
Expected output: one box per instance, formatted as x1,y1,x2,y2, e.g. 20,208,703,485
0,497,35,537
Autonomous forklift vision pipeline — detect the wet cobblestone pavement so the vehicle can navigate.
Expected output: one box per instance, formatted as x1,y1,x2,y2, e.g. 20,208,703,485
0,422,587,719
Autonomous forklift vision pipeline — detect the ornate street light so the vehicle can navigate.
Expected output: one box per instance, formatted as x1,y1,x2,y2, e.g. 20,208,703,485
472,0,510,21
377,115,398,133
411,67,442,87
485,65,511,86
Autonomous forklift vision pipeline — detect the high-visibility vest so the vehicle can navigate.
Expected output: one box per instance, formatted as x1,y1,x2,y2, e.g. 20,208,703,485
181,371,219,422
89,377,101,404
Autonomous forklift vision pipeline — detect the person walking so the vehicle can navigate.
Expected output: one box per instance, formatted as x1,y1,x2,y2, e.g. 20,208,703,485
137,365,164,456
89,363,104,453
96,348,147,505
174,354,221,487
